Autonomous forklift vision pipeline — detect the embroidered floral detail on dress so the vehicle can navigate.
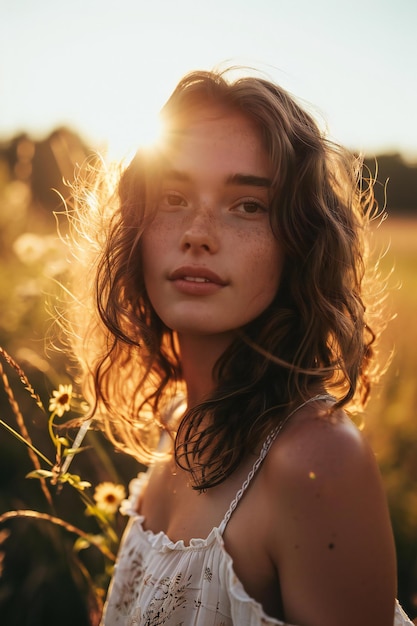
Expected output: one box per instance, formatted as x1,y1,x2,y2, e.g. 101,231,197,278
204,567,213,582
115,546,145,616
112,530,193,626
142,573,192,625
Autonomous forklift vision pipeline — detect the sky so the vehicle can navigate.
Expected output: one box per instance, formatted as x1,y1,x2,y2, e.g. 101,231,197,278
0,0,416,161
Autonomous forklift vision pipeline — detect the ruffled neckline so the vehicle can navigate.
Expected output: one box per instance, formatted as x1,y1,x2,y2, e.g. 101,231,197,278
134,514,224,552
120,470,224,550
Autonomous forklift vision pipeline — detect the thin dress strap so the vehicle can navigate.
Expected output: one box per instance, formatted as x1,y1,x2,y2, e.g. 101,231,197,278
218,393,335,535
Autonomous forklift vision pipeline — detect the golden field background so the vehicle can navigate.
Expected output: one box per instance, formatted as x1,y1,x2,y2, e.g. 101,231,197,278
367,217,417,618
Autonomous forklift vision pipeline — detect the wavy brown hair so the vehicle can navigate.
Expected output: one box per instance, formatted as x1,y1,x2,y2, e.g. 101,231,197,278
66,69,386,490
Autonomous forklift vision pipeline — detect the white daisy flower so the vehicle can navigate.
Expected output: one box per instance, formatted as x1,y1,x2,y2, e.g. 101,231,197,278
93,482,126,515
48,384,73,417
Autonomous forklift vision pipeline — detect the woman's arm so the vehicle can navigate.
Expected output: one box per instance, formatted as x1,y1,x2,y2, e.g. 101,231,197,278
264,406,397,626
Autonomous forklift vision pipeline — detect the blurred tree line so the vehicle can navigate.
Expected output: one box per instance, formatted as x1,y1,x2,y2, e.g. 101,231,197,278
0,128,416,624
362,153,417,215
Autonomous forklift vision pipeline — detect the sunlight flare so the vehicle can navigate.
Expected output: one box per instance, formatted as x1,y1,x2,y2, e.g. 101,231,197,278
105,107,165,164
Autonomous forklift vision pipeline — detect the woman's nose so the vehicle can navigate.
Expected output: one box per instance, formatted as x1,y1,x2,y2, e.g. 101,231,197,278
180,208,220,254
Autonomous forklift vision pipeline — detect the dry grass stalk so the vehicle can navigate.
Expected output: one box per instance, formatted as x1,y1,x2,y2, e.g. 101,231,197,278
0,357,53,508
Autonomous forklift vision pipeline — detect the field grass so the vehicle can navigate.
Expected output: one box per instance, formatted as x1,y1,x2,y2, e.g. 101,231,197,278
365,216,417,617
367,216,417,460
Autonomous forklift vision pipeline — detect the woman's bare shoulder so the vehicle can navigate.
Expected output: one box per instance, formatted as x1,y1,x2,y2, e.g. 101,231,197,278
260,398,395,577
260,401,397,626
263,400,375,490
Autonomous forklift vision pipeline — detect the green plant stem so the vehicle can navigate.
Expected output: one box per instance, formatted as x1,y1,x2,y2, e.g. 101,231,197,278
48,410,58,447
0,419,53,467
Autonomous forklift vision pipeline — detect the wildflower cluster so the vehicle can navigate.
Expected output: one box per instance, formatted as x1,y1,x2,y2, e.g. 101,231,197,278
0,347,127,620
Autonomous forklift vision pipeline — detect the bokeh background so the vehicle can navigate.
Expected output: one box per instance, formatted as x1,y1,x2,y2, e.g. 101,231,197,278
0,0,416,624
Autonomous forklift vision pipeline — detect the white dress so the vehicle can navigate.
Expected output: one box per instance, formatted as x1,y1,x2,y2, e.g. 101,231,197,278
101,396,414,626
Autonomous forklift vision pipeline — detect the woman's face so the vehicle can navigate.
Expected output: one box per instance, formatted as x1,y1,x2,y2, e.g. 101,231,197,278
141,106,283,343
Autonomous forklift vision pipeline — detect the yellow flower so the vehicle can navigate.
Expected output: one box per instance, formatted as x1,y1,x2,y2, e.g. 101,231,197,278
93,482,126,515
48,384,73,417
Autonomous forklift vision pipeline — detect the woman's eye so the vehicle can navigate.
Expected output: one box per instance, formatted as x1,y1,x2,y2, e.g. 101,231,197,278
161,193,187,207
236,200,268,215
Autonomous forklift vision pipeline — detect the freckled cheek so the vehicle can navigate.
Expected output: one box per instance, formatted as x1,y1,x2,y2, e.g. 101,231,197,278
141,222,173,268
247,238,283,290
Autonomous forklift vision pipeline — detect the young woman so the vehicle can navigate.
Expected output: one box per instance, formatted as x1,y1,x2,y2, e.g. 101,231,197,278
68,70,413,625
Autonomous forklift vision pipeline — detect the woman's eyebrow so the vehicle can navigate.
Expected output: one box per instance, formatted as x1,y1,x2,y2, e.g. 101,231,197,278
226,173,272,188
163,169,271,188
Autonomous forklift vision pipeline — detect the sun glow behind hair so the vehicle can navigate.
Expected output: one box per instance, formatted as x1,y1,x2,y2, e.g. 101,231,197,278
103,105,166,164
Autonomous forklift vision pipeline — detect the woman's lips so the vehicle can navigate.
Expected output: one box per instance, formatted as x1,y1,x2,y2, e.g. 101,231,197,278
169,266,227,295
182,276,211,283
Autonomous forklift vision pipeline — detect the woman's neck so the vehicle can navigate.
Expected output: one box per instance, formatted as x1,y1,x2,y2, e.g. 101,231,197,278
177,332,233,408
